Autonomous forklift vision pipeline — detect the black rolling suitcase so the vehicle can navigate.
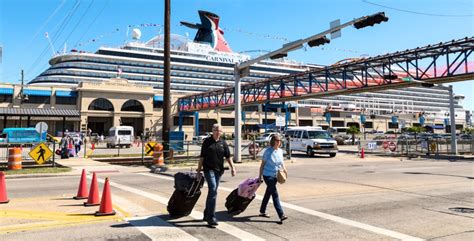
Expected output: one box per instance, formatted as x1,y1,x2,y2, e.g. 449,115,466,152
167,172,204,218
225,188,255,216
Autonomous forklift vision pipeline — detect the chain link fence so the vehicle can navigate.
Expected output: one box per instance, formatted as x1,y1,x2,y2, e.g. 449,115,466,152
0,142,58,168
359,137,474,157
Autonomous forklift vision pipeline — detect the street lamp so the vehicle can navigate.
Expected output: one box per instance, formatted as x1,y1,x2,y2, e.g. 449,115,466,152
232,12,389,162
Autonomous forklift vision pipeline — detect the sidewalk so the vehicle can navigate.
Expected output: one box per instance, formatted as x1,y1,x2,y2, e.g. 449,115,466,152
5,157,150,179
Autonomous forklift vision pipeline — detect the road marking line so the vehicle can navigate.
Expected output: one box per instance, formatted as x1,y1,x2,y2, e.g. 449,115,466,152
0,217,119,234
127,216,198,241
96,176,264,241
112,195,197,241
140,173,424,241
0,209,120,221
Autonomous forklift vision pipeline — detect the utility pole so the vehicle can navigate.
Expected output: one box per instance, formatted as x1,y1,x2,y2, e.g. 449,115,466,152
162,0,171,158
19,69,24,127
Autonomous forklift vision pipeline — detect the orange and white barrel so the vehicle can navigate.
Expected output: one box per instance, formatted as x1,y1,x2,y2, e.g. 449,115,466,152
8,148,22,170
153,143,164,166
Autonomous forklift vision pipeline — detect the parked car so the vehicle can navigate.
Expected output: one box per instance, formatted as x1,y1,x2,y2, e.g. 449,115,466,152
192,134,210,144
256,132,279,145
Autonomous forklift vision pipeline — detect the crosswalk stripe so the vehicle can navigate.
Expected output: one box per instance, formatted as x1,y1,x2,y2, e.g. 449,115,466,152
127,215,198,241
96,176,265,241
139,172,423,241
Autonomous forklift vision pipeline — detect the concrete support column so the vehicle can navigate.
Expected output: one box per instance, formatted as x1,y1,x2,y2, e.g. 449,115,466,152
216,109,221,125
113,113,121,127
295,107,300,126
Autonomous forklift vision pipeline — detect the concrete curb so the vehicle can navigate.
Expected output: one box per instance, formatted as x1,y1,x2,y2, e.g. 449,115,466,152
5,172,78,179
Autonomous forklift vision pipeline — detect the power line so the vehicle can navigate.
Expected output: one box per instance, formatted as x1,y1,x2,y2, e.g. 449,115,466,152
26,0,82,79
24,0,67,49
74,0,110,48
362,0,473,17
59,0,95,52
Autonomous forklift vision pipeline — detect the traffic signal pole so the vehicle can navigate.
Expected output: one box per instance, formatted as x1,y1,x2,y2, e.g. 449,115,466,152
232,12,389,163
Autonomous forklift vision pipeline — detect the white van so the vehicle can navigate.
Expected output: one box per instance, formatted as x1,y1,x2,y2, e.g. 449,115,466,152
106,126,134,148
285,126,338,157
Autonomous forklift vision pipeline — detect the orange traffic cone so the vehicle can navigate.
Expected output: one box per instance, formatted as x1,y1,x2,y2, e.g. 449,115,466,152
360,147,365,159
84,172,100,206
0,171,9,204
73,169,88,200
95,177,116,216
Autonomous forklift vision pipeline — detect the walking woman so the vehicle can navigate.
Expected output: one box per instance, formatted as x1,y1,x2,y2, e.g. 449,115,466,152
258,134,288,223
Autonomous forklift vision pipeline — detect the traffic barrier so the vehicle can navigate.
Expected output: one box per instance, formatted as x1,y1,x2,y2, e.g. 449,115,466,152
8,148,22,170
95,177,116,216
153,143,164,166
360,147,365,159
84,172,100,206
73,169,89,200
0,171,9,204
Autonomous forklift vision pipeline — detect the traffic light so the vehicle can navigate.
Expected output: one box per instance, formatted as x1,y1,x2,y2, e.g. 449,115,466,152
308,36,330,47
270,53,287,60
354,12,389,29
383,74,398,80
421,82,435,88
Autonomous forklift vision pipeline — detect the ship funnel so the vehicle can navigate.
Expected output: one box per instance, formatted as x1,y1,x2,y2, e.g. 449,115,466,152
181,10,232,52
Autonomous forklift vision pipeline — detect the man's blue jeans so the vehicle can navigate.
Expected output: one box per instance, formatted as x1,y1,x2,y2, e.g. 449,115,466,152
259,175,284,218
203,170,221,222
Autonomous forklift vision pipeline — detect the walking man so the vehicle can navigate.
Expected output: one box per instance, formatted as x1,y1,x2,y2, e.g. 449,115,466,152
197,124,236,227
37,146,46,163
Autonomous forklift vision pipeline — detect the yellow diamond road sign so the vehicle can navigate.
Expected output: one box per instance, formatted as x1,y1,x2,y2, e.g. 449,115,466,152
145,141,156,156
29,142,53,165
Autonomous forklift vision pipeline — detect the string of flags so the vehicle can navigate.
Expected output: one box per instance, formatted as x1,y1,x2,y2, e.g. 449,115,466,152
72,23,364,55
74,28,121,48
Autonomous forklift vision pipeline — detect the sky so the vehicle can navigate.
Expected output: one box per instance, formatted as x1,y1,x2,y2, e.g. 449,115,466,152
0,0,472,110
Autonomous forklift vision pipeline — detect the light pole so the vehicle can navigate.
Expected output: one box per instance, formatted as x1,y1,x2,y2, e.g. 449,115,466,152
448,85,458,154
232,12,389,162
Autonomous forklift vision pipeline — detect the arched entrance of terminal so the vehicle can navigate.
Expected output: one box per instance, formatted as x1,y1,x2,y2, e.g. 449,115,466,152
199,119,217,134
121,117,144,137
121,99,145,136
87,117,113,136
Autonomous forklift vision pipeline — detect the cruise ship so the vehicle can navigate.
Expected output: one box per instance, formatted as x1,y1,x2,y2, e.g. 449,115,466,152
27,10,467,130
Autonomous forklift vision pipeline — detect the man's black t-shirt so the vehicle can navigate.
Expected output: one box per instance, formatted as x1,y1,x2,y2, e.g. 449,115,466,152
200,137,230,174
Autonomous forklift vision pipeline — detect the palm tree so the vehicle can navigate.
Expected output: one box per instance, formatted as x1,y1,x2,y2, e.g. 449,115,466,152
407,126,425,140
346,126,360,145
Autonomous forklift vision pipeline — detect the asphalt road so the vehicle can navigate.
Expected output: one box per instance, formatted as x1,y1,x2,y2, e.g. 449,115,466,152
1,153,473,240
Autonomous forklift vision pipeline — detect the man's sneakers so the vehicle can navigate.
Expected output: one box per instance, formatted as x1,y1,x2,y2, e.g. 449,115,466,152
259,213,271,218
207,220,219,227
203,217,218,227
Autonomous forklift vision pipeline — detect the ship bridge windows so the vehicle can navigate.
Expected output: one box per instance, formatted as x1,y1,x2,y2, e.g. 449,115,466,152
89,98,114,111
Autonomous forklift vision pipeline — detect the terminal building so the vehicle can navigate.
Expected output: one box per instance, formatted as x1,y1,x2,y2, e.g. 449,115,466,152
0,10,470,138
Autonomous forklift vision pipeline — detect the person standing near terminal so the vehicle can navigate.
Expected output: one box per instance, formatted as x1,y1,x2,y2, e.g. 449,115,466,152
197,124,236,227
258,134,288,223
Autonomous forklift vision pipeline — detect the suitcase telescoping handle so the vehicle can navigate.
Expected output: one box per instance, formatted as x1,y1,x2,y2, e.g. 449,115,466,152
186,177,203,198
